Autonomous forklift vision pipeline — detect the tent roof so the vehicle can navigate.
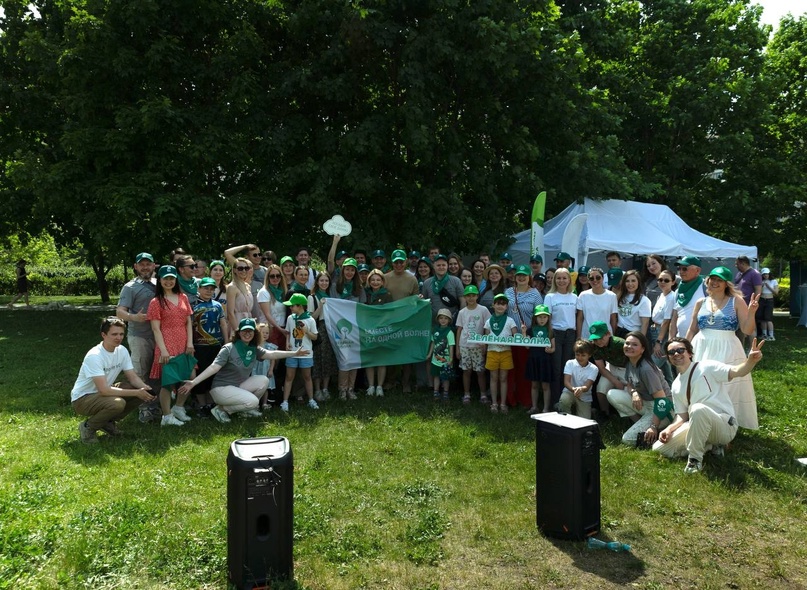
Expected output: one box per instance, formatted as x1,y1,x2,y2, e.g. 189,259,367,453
511,198,757,262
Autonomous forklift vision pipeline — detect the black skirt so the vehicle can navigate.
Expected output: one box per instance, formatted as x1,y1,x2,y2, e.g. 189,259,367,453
525,346,553,382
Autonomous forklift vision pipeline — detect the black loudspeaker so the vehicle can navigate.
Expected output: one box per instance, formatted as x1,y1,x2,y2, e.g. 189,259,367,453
533,412,601,540
227,437,294,589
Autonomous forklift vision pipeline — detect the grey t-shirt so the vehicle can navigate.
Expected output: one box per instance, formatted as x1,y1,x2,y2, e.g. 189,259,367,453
211,343,272,389
421,274,464,323
118,278,156,338
625,359,671,401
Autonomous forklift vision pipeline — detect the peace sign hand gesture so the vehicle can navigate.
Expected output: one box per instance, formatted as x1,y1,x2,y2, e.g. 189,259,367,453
748,292,761,308
748,337,765,362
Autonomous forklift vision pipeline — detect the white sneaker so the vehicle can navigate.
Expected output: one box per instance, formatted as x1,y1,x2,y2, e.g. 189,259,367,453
314,390,324,402
211,406,231,423
308,398,320,410
280,401,289,412
242,409,263,418
375,386,384,397
347,389,357,400
366,386,376,396
767,335,775,341
321,389,331,401
171,406,192,422
161,414,185,427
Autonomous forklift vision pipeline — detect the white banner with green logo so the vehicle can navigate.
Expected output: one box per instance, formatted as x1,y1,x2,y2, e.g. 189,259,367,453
323,296,432,370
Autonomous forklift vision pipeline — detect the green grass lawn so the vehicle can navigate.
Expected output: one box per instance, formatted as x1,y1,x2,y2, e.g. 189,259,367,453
1,309,806,589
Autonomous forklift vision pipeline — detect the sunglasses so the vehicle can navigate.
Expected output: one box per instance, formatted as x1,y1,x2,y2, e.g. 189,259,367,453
250,253,261,258
666,347,688,356
588,275,603,281
658,278,673,283
268,273,281,279
236,266,251,271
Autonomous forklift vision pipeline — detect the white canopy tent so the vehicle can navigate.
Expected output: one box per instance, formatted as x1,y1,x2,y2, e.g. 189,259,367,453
509,198,757,269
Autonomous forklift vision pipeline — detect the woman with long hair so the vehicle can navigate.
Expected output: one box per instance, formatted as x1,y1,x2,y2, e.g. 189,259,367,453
257,263,289,350
286,265,312,298
209,260,228,311
329,258,366,399
649,269,676,385
416,258,433,295
544,268,578,407
685,267,759,429
615,269,652,338
447,253,464,278
310,271,337,401
471,259,487,291
607,331,672,446
226,258,253,341
147,265,194,426
642,254,668,307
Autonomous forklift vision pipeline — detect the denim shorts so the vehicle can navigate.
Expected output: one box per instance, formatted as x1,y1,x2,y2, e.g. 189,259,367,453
286,355,314,369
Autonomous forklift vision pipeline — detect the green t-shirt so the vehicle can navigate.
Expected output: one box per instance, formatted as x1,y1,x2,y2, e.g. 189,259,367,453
592,336,628,368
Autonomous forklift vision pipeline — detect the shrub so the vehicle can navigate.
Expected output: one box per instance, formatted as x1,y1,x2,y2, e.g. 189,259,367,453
1,265,128,297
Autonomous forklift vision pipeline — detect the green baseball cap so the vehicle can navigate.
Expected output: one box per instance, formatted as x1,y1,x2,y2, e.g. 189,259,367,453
158,265,177,279
464,285,479,296
493,293,509,303
554,252,572,261
284,293,309,307
280,256,294,265
708,266,732,282
199,277,216,287
676,255,702,267
342,257,358,268
533,304,550,316
372,249,386,258
391,249,407,262
588,321,609,340
515,264,531,276
135,252,154,263
607,268,623,284
238,318,257,332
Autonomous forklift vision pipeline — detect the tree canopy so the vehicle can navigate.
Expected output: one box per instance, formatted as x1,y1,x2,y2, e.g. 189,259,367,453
1,0,805,299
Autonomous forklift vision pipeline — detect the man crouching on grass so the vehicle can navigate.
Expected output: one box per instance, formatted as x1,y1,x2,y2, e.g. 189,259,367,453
71,317,155,444
653,336,764,474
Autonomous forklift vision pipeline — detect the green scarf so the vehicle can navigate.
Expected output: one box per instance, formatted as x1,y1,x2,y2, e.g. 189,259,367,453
676,276,704,308
340,281,354,299
433,325,452,342
293,311,311,321
489,313,509,336
432,273,450,294
178,275,198,297
291,283,310,296
233,340,257,367
314,289,330,301
267,284,284,301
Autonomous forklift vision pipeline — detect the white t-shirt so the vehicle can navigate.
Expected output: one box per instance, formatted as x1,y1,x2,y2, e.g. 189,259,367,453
576,290,618,336
617,295,651,332
285,315,318,351
651,291,675,325
544,292,577,331
456,305,491,347
563,359,599,402
671,360,734,418
257,287,288,326
71,343,134,401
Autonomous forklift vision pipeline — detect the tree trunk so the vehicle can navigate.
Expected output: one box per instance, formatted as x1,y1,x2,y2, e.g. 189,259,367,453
90,252,111,303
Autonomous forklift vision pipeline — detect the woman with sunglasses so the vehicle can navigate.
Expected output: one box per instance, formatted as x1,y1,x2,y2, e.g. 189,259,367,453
649,269,676,385
684,266,760,429
257,264,290,350
175,255,200,306
575,267,618,340
226,258,254,342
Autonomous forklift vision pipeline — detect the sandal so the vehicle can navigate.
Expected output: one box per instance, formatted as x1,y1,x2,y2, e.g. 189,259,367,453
442,392,449,402
499,404,509,413
490,403,499,413
527,407,540,415
462,394,471,405
480,395,490,405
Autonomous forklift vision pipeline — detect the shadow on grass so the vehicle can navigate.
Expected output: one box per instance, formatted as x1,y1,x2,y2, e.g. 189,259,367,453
548,536,645,585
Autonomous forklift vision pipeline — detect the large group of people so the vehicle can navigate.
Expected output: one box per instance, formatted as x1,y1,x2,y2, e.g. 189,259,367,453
69,242,771,473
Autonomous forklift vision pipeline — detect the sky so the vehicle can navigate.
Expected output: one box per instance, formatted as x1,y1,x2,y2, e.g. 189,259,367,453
756,0,805,27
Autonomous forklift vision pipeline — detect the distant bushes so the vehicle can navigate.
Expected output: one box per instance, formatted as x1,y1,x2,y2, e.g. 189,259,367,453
1,265,128,297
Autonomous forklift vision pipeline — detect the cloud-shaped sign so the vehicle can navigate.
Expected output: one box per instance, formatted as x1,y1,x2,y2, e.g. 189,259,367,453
323,215,352,237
